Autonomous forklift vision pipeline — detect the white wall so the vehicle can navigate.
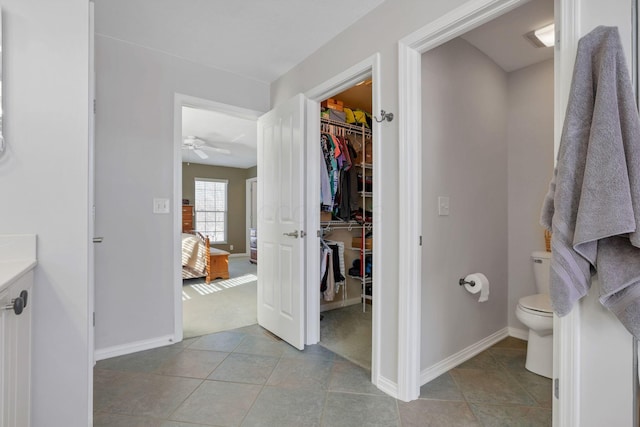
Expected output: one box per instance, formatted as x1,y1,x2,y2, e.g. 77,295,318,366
271,0,471,388
420,38,509,368
507,59,554,331
94,34,269,352
0,1,91,425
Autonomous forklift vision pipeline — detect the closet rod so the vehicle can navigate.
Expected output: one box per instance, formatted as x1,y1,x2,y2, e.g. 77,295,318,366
320,221,372,232
320,117,372,136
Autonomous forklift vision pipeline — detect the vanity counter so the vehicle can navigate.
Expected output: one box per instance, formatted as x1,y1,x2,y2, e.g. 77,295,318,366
0,259,37,291
0,233,37,291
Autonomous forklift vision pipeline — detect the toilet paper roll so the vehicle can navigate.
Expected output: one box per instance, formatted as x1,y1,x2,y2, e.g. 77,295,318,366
464,273,490,302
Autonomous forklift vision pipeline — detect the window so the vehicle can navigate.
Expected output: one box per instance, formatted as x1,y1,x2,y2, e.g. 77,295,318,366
194,178,228,243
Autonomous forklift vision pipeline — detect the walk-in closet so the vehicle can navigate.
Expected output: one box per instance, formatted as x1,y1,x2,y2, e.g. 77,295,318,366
318,81,374,369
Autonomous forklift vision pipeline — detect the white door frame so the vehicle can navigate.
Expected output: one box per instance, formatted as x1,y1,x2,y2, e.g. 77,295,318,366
87,2,96,423
304,54,383,388
397,0,535,402
551,1,580,424
398,0,589,416
246,177,257,257
172,94,262,341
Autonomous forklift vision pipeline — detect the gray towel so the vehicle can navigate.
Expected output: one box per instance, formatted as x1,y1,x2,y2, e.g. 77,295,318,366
541,26,640,339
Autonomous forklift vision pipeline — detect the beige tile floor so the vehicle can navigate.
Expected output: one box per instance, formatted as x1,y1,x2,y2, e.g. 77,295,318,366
94,328,551,426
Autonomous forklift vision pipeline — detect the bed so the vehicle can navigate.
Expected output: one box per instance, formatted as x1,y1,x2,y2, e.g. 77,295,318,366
181,232,230,283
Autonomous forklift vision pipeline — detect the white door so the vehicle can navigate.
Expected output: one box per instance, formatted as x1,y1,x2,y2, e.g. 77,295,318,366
257,94,306,350
251,179,258,229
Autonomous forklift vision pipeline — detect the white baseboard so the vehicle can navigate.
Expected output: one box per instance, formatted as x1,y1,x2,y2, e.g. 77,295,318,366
95,334,177,361
229,253,249,258
320,297,361,312
376,374,399,399
420,327,509,385
508,327,529,341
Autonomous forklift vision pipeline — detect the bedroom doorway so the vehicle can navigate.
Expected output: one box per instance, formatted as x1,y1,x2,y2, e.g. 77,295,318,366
174,94,262,339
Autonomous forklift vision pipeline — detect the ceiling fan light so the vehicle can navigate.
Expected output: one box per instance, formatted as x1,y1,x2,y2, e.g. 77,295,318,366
194,149,208,159
211,147,231,155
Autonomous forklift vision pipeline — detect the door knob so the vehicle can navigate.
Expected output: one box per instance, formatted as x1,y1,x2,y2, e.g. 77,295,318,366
283,231,299,238
19,290,28,308
93,237,104,243
4,296,24,315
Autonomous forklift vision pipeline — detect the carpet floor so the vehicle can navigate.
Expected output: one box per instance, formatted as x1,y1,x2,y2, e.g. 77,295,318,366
182,256,257,339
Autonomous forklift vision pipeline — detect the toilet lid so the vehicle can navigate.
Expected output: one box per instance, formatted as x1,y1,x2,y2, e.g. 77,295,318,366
519,293,552,314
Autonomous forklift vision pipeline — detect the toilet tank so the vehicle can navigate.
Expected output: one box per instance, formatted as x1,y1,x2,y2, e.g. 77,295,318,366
532,251,552,294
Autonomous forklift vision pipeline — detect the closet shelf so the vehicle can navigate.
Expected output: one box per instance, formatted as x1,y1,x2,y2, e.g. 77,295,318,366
356,163,373,169
350,248,372,255
321,220,367,228
320,117,372,136
349,275,373,284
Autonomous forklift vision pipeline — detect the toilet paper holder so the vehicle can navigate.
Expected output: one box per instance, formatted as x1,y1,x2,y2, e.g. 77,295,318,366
459,278,476,287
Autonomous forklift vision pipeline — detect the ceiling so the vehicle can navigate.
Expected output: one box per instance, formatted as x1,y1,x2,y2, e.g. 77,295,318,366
97,0,553,170
95,0,387,169
461,0,554,72
93,0,386,84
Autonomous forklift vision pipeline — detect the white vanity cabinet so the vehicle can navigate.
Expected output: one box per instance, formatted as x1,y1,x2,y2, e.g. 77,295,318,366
0,269,32,427
0,235,36,427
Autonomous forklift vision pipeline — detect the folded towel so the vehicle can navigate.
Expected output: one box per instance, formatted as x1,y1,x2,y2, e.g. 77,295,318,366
540,26,640,339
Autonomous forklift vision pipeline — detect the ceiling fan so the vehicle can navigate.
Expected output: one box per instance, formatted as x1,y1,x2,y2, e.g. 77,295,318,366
182,136,231,160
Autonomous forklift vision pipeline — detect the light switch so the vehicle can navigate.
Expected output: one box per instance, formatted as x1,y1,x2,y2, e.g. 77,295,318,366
438,196,450,216
153,198,170,214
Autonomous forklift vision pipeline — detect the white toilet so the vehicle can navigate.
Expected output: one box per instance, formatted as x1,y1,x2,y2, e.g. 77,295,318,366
515,251,553,378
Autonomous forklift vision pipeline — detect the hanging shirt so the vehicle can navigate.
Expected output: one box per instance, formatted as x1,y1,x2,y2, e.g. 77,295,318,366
321,133,340,210
320,144,332,208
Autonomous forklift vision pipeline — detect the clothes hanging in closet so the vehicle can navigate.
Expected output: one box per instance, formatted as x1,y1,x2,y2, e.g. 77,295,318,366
320,241,336,301
320,239,346,301
320,130,362,221
321,133,339,212
320,144,332,208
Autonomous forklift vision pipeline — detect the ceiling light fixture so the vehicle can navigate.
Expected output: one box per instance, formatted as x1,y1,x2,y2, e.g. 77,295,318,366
525,23,555,48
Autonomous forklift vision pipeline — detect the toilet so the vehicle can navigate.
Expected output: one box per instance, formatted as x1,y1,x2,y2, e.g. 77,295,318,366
515,251,553,378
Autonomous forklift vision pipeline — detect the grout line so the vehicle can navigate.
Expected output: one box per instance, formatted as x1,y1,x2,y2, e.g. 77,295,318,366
319,380,331,427
236,342,286,426
163,377,207,423
395,396,403,426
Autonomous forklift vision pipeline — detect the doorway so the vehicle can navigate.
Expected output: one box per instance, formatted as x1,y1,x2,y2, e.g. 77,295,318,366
301,53,383,388
171,56,384,394
397,0,554,401
174,94,262,339
316,81,374,370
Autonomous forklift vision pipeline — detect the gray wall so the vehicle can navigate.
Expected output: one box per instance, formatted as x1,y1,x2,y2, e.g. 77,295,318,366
419,42,554,368
420,38,509,368
94,32,269,352
182,163,255,253
507,59,554,330
0,1,91,424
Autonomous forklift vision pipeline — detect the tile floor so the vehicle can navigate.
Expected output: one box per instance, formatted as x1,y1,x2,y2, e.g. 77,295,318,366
320,304,372,370
94,327,551,426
